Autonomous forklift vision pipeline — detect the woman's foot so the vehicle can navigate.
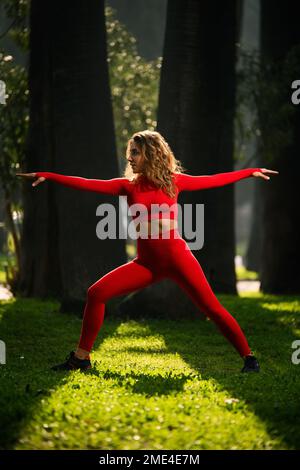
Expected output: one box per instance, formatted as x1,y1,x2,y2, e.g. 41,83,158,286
241,354,260,373
50,351,92,371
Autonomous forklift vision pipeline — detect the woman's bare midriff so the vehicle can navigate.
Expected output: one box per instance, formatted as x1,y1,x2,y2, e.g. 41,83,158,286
136,219,178,237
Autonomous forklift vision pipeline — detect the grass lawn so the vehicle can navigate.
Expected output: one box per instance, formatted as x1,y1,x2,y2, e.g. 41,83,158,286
0,253,17,285
0,254,8,284
0,293,300,450
236,265,259,281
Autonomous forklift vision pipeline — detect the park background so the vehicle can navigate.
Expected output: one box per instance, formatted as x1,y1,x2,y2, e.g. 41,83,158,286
0,0,299,450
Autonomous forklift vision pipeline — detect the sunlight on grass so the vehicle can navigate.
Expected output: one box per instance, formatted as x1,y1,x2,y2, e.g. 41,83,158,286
94,320,197,373
259,299,300,334
260,300,300,314
14,320,282,450
1,296,300,450
16,372,277,450
236,265,259,281
239,291,263,298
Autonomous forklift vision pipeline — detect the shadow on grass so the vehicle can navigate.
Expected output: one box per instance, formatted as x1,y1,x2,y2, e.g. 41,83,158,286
86,368,189,395
0,296,191,448
1,294,300,449
0,297,122,450
144,294,300,449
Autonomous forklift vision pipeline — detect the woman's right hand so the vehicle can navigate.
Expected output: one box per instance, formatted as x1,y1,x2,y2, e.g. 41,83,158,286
16,172,46,187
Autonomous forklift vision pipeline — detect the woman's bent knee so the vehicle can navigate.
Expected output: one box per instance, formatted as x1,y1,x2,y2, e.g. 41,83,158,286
87,284,105,303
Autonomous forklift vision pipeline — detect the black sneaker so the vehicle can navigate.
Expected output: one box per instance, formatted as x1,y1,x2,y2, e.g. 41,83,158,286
51,351,92,371
241,355,260,373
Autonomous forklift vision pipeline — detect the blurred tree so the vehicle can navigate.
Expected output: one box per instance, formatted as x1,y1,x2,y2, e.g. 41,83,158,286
105,5,161,167
119,0,239,320
236,0,244,44
106,0,167,60
157,0,238,294
0,1,163,300
0,0,29,52
236,16,300,293
0,0,29,285
17,0,127,311
259,2,300,293
235,0,262,272
0,51,28,285
236,48,263,274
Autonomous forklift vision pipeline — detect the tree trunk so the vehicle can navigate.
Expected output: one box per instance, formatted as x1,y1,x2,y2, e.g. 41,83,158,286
17,0,127,310
157,0,238,294
119,0,238,319
259,1,300,293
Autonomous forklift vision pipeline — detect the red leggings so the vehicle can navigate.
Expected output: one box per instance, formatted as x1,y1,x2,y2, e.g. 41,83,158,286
78,228,251,357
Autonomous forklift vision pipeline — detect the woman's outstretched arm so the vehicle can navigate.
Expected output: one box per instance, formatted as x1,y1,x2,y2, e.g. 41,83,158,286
19,171,129,196
175,168,278,192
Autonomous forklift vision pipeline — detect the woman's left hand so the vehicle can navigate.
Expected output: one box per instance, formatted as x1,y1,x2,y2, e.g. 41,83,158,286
252,168,279,180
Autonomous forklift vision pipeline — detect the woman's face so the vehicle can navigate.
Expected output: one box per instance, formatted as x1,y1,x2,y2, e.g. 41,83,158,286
127,141,144,173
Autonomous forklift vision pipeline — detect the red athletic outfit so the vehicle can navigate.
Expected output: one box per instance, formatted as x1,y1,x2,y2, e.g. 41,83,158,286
36,168,261,357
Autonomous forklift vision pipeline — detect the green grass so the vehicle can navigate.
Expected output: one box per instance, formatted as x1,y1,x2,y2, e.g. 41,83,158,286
0,254,8,283
236,265,259,281
0,253,16,284
0,294,300,450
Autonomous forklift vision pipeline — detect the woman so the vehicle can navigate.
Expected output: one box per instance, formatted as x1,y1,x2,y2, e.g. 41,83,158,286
16,130,278,373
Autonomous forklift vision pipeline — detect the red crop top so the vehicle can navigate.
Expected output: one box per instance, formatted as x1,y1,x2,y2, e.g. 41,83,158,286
35,168,261,224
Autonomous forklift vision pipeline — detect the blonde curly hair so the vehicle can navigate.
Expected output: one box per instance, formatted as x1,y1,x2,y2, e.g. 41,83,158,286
123,130,187,198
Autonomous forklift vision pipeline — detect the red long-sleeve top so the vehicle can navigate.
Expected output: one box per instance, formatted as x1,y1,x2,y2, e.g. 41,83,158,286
35,168,261,223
